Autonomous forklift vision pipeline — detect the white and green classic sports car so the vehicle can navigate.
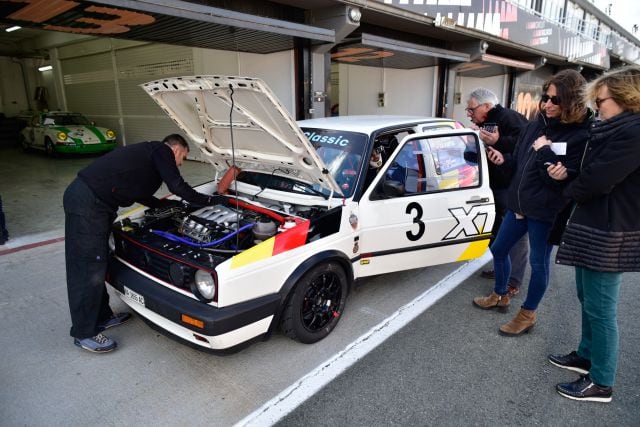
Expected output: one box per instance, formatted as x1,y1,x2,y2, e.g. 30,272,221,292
21,111,117,155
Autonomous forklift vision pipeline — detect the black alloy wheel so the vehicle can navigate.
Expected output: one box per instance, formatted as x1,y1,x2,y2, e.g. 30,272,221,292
282,261,348,344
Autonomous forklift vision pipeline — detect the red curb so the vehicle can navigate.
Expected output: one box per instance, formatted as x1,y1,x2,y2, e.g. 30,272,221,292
0,236,66,256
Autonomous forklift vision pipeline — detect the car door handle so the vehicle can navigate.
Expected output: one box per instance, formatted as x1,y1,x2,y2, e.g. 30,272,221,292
466,197,490,204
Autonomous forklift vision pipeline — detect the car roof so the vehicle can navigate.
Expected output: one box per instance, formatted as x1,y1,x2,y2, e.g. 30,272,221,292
297,115,455,135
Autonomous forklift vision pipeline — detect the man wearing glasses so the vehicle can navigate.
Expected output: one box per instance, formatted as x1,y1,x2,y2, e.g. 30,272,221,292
466,88,528,295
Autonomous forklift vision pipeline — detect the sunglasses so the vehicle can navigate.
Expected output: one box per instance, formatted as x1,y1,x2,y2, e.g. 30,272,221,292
540,94,560,105
595,97,613,108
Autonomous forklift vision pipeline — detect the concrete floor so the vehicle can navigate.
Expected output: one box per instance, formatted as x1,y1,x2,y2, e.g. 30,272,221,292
0,145,214,249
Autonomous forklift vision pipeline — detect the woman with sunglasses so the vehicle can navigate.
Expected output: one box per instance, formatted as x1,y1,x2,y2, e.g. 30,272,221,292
547,65,640,402
473,69,593,336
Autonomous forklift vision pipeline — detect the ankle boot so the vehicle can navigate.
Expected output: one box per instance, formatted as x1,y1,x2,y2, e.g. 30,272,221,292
473,291,510,312
499,308,536,336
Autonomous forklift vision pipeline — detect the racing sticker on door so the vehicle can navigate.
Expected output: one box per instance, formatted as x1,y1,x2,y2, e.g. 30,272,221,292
442,206,489,240
405,203,490,242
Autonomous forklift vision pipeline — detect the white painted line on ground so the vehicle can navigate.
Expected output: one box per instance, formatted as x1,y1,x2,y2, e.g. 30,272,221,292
236,252,492,427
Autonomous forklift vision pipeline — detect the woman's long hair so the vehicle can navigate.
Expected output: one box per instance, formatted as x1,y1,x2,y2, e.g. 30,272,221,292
540,69,587,124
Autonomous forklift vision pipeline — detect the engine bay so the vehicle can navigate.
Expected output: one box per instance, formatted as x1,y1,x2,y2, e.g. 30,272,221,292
115,197,332,259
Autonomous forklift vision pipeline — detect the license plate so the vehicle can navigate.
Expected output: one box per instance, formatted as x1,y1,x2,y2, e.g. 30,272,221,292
124,286,145,307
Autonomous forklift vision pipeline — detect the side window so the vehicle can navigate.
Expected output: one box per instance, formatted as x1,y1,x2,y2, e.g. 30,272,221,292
364,130,411,191
377,133,480,198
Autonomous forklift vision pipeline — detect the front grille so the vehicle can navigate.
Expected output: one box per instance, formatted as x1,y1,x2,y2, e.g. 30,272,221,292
116,236,195,291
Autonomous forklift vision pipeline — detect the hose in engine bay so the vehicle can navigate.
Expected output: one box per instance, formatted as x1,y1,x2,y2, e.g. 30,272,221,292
150,222,254,248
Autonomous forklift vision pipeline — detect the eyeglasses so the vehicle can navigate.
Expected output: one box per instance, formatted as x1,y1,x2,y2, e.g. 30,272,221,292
540,94,560,105
595,97,613,108
465,105,483,114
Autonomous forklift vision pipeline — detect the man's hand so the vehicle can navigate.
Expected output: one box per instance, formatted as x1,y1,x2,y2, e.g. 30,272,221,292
479,127,500,146
486,146,505,165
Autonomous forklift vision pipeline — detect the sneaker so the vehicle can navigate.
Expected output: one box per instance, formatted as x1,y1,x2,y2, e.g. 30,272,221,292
556,375,612,403
97,312,132,331
74,333,117,353
548,351,591,375
506,284,520,297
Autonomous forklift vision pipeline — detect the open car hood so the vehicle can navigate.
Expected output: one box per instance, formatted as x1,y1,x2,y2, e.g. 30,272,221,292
141,76,342,195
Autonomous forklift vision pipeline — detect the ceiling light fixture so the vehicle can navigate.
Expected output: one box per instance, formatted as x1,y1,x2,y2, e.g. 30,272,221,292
5,26,21,32
38,65,53,72
348,7,361,24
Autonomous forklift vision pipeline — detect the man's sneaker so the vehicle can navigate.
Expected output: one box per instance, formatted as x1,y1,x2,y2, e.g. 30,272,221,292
506,284,520,297
556,375,612,403
548,351,591,375
74,333,117,353
97,312,132,331
480,269,495,279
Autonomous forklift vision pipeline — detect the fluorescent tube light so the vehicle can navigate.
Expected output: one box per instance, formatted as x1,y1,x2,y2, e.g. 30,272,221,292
38,65,53,72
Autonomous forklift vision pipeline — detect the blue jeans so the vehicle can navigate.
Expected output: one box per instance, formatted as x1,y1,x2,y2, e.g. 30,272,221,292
490,210,553,310
575,267,622,387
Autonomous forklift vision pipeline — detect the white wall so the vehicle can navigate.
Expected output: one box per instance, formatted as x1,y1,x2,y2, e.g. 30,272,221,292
194,48,295,116
338,64,436,116
0,57,30,116
453,75,507,126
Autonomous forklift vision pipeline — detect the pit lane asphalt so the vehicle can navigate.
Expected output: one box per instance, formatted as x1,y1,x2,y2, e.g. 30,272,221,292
278,258,640,426
2,239,639,426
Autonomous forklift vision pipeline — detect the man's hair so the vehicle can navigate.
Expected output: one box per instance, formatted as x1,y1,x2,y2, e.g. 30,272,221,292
467,87,499,106
542,69,587,124
162,134,189,152
585,65,640,113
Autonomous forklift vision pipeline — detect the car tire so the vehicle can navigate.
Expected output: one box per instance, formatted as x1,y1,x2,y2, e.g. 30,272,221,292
281,261,348,344
44,138,56,157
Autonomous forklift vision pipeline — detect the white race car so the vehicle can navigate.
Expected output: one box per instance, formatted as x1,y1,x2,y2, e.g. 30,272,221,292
106,75,495,353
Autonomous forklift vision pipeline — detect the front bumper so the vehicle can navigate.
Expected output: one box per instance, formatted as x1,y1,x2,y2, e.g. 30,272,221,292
107,257,281,351
55,141,117,154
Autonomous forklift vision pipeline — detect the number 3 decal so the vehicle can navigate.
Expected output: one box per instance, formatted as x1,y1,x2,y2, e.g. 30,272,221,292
406,202,425,241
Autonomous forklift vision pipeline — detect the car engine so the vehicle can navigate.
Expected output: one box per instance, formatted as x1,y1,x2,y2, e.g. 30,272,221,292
119,198,330,254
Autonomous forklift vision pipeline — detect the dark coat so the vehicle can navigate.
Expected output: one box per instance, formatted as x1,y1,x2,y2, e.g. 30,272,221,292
497,111,593,223
78,141,214,209
482,104,528,190
556,112,640,272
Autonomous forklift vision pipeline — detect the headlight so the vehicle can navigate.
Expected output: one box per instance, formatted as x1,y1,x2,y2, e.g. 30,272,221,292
191,269,216,302
106,129,116,139
57,131,68,141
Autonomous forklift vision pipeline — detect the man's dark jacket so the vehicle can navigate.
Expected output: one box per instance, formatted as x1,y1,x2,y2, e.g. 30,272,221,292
79,141,213,209
497,110,593,223
482,104,528,190
556,112,640,272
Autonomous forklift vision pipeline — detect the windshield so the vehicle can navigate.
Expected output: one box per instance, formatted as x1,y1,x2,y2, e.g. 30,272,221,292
301,128,369,197
233,128,369,199
45,114,91,126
